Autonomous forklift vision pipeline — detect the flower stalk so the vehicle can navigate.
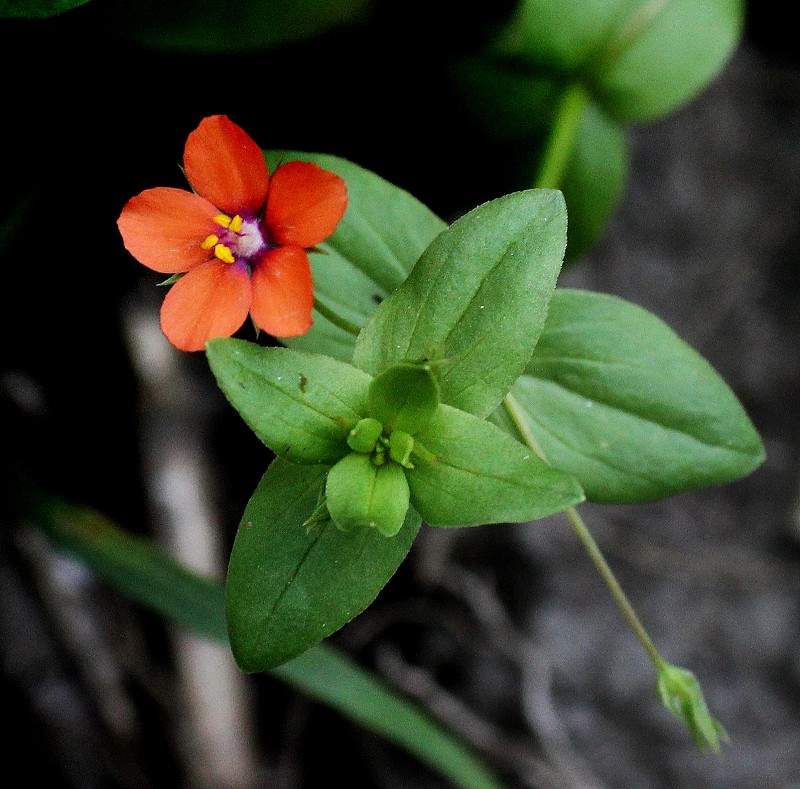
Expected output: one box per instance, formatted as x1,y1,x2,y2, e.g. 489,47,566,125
503,391,727,752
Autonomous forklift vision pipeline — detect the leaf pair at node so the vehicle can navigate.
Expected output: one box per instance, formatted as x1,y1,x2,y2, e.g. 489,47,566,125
206,343,585,540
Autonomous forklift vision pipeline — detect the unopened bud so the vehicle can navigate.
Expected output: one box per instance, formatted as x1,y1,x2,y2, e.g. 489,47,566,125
657,662,728,753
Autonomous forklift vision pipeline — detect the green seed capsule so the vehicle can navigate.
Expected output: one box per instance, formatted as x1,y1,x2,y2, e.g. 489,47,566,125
325,452,411,537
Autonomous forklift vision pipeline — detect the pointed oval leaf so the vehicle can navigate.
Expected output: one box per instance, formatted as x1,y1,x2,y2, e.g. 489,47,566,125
264,151,447,361
326,452,411,537
408,404,584,527
354,189,568,418
227,457,420,671
495,289,765,503
368,362,440,434
206,338,371,464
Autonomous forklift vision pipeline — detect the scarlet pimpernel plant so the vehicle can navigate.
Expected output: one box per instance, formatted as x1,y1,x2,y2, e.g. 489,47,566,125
5,0,775,783
114,112,765,756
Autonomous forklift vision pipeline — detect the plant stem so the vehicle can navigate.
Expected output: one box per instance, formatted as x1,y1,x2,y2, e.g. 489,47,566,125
313,297,362,337
534,81,589,190
503,391,666,670
562,506,665,669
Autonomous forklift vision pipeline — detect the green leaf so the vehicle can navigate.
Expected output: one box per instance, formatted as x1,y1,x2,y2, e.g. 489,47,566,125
26,490,502,789
354,189,568,418
591,0,744,123
492,0,623,72
368,362,440,434
491,0,744,123
0,0,93,17
409,404,584,527
276,648,505,789
562,102,628,263
264,151,447,362
494,289,765,503
226,457,420,670
326,452,411,537
30,492,228,643
206,339,371,464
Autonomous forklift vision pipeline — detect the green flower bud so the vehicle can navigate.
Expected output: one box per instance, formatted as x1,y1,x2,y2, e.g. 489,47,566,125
347,417,384,453
657,662,728,753
388,429,415,468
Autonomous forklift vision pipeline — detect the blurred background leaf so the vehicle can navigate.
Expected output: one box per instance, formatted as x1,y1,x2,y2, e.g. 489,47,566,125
0,0,94,18
489,0,744,123
107,0,373,54
25,489,501,789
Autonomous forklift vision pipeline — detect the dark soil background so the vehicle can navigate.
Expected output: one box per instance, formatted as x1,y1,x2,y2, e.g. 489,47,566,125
2,3,799,788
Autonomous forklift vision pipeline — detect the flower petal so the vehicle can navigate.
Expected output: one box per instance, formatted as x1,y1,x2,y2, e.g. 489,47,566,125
183,115,269,216
250,247,314,338
160,260,252,352
265,161,348,248
118,187,219,273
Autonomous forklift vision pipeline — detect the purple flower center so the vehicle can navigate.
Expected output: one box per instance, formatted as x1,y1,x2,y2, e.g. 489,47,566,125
201,213,268,267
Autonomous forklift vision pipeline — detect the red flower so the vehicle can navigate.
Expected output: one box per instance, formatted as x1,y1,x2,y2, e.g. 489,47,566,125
117,115,348,352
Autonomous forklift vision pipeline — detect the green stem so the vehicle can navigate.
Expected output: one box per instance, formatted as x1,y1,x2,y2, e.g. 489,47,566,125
503,392,666,670
313,297,362,337
562,506,665,669
534,82,589,190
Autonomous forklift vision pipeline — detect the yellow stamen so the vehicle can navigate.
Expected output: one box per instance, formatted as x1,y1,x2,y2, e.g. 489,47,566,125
229,214,243,233
201,234,219,250
214,213,232,228
214,243,236,264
